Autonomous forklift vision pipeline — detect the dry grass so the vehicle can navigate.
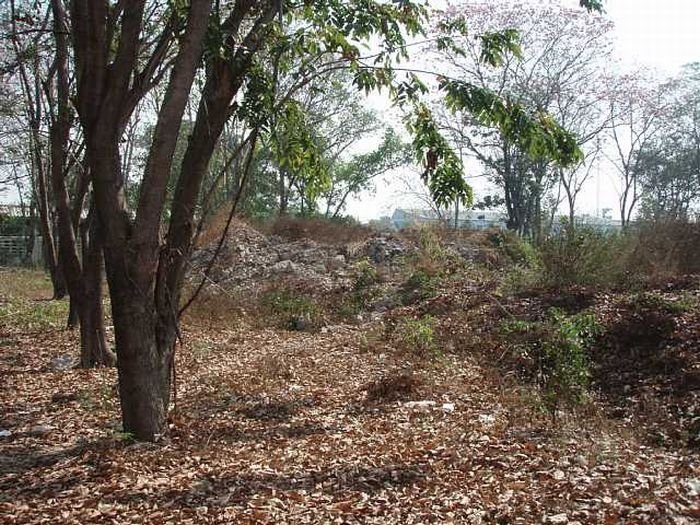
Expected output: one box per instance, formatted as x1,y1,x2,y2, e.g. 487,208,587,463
259,215,372,245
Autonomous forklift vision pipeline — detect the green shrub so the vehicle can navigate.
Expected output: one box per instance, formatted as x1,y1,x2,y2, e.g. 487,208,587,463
398,315,439,356
353,258,379,290
400,268,438,304
500,308,601,416
541,309,601,414
488,230,540,268
261,289,319,330
625,291,693,315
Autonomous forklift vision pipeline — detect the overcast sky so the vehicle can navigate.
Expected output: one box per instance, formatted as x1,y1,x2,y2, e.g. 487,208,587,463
346,0,700,222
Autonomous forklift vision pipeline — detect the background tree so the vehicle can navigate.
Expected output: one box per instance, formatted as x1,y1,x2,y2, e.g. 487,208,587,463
3,0,64,295
605,70,667,227
430,0,613,238
636,63,700,221
1,0,115,366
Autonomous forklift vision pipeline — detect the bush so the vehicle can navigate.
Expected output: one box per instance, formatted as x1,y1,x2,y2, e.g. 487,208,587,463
353,258,379,291
261,289,319,330
631,221,700,278
262,214,371,245
488,230,540,268
538,227,636,288
397,315,439,356
500,308,601,416
400,268,438,305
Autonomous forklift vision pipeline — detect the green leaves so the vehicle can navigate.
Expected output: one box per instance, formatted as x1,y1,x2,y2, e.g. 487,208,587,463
579,0,604,13
405,104,473,209
439,78,582,166
239,61,275,130
272,99,329,201
479,29,521,66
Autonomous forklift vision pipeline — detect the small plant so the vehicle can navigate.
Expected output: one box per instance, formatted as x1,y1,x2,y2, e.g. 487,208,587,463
261,289,319,330
626,291,692,315
540,309,601,415
191,340,213,358
398,315,439,356
500,308,601,417
353,258,379,291
113,430,136,443
400,268,438,304
341,259,382,317
488,230,539,268
539,227,636,288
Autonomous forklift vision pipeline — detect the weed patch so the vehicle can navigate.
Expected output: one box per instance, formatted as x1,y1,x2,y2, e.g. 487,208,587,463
261,289,320,331
500,308,601,417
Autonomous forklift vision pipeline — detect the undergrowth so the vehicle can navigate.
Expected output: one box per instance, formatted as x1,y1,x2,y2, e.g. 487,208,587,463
500,308,602,417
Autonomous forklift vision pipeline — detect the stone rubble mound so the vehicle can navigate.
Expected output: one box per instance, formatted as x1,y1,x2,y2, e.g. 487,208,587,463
189,220,415,292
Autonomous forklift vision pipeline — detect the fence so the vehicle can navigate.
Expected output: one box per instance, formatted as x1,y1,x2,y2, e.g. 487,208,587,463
0,235,43,267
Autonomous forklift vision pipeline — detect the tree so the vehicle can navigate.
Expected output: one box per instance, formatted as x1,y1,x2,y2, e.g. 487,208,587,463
430,0,612,238
322,128,410,219
636,138,700,221
60,0,589,441
2,0,115,366
636,63,700,221
606,70,667,227
3,0,65,296
246,69,411,219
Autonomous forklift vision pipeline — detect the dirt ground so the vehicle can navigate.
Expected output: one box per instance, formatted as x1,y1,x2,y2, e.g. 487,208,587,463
1,241,699,524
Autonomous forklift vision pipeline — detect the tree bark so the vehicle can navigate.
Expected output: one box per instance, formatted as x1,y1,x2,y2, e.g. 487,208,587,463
77,211,114,367
50,0,111,364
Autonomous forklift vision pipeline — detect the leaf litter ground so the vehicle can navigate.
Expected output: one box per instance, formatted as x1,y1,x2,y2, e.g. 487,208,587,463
1,268,698,524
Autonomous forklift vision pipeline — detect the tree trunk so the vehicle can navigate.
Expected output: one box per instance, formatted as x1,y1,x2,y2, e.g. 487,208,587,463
67,295,79,329
112,292,175,440
69,0,274,441
77,213,114,367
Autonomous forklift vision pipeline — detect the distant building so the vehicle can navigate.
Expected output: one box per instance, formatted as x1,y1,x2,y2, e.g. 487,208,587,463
573,214,624,232
390,208,506,231
390,208,625,233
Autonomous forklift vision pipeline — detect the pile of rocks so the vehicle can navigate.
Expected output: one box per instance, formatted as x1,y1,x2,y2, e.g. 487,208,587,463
189,221,357,292
189,220,431,296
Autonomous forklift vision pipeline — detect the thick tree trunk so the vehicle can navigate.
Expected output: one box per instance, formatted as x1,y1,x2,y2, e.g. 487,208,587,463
112,290,176,440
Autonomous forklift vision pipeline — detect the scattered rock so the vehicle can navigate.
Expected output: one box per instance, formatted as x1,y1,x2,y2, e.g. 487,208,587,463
272,260,297,273
364,236,410,264
50,355,77,371
28,425,53,435
478,413,496,426
404,401,437,409
442,402,455,413
572,454,588,467
546,513,568,524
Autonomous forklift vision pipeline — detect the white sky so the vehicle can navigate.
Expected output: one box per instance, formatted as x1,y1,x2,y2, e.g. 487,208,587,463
345,0,700,222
